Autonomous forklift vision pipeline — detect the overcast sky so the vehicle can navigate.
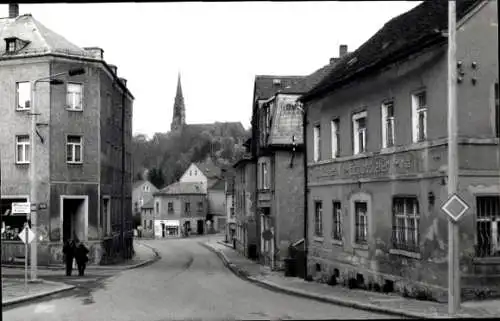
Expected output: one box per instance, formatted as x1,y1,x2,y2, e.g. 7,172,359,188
6,2,421,139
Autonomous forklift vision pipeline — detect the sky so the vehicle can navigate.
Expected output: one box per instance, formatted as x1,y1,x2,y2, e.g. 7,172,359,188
5,2,421,139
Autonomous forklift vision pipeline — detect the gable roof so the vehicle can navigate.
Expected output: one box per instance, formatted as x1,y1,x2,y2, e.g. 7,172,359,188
1,14,91,58
301,0,483,102
253,75,306,101
156,182,205,195
133,180,146,190
194,159,222,179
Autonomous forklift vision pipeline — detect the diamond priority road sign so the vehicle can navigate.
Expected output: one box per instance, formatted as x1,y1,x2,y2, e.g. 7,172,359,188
441,193,470,222
19,226,36,244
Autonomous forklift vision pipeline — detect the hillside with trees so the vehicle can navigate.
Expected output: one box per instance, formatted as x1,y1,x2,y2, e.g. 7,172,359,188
132,123,250,188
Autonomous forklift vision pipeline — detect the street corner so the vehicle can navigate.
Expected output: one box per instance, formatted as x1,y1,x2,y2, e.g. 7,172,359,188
2,278,76,307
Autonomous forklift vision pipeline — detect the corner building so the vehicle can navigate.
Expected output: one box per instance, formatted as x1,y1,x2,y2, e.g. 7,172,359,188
0,11,134,265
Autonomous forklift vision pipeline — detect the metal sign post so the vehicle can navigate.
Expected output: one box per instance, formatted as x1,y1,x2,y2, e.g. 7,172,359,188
25,224,28,291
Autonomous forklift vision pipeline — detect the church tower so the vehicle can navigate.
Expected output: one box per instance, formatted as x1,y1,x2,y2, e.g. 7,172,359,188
170,73,186,132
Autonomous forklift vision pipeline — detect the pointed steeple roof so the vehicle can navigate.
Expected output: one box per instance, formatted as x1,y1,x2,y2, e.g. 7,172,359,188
171,72,186,132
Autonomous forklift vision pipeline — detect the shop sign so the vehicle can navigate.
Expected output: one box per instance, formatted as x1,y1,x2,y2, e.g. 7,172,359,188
312,152,419,180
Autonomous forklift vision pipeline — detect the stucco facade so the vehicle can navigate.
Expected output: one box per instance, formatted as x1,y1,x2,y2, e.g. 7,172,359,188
0,15,134,265
304,1,498,301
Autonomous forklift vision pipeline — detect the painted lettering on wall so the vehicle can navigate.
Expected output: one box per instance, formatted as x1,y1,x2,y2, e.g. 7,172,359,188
270,95,303,145
312,153,419,180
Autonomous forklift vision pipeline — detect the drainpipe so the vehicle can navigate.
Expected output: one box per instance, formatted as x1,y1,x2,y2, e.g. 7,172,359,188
120,82,126,259
302,102,308,279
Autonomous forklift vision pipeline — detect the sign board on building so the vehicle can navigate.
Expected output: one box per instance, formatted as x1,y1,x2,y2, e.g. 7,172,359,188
269,95,303,146
309,153,420,181
11,202,31,215
262,230,273,241
441,193,469,222
18,226,35,244
38,203,47,210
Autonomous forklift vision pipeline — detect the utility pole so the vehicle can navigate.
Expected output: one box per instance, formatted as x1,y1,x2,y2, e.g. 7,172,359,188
29,79,39,281
447,0,460,315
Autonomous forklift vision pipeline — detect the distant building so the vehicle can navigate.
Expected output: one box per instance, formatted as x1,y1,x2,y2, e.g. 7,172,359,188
132,180,159,217
140,199,155,238
301,0,499,301
232,144,256,259
225,172,235,242
0,5,134,265
152,182,207,238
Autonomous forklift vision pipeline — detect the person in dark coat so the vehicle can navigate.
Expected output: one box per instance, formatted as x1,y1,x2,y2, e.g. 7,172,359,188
74,241,90,276
62,239,75,276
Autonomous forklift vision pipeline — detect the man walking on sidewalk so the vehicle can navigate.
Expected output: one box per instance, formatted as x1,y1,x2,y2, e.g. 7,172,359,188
63,239,75,276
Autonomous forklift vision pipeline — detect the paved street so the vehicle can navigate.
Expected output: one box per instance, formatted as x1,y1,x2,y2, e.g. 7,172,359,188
3,236,396,320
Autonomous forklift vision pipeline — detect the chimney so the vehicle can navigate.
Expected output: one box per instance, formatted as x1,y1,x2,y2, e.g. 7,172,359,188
119,77,127,87
108,64,117,75
339,44,348,58
330,57,339,65
9,4,19,18
83,47,104,60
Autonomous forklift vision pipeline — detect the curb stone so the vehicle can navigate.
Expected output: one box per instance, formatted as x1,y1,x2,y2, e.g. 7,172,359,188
1,243,160,272
200,241,461,319
2,281,76,307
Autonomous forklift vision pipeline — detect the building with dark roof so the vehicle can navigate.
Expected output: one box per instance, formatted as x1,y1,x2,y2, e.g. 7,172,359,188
0,4,134,265
302,0,499,301
153,181,208,238
132,180,159,218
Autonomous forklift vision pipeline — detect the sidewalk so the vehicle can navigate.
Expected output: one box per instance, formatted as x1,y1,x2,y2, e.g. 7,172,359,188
1,241,159,306
200,239,500,319
2,240,159,273
2,278,75,306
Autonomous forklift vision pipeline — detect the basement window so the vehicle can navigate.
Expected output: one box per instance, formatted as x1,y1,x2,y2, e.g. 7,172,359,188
476,196,500,258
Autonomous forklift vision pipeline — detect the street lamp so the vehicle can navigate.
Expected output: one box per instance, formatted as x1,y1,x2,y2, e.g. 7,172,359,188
29,67,85,281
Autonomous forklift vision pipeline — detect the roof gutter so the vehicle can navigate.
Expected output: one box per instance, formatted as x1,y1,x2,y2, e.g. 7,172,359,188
300,33,446,103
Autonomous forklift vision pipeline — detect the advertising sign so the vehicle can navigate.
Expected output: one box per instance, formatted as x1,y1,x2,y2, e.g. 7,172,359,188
270,95,303,145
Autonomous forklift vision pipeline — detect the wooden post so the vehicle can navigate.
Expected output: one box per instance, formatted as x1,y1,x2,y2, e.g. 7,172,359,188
447,0,460,315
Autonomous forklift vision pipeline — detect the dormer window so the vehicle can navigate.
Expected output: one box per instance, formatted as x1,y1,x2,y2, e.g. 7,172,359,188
4,37,30,54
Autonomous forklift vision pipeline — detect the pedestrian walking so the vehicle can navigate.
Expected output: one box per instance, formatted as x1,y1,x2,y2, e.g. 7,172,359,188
62,239,75,276
75,240,90,276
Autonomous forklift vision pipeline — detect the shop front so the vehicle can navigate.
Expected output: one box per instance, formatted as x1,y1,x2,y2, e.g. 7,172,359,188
154,219,180,238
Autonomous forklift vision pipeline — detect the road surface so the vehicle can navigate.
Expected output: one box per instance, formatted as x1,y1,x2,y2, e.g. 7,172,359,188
3,236,397,320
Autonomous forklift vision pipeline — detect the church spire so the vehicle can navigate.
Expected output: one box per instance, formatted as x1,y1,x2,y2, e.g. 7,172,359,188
171,72,186,132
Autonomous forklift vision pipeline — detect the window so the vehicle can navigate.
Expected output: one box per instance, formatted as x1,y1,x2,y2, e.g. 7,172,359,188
143,185,150,192
16,82,31,110
412,91,427,142
354,201,368,244
495,82,499,138
189,170,192,176
155,201,160,214
476,196,500,257
331,119,339,158
15,135,30,164
230,207,235,217
167,202,173,213
1,197,29,241
102,197,110,236
314,201,323,237
332,201,342,241
149,220,153,230
261,162,269,190
143,220,147,227
66,83,83,111
381,102,395,148
194,170,197,175
313,124,321,161
197,201,203,212
392,197,420,252
134,202,139,214
185,202,191,215
352,111,367,154
66,135,83,163
6,39,16,53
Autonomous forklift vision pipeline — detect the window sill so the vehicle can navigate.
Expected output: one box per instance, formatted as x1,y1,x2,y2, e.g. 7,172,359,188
67,162,83,165
66,108,83,112
15,162,30,166
472,256,500,265
331,239,343,246
353,243,368,250
16,108,30,112
389,248,422,259
313,236,324,243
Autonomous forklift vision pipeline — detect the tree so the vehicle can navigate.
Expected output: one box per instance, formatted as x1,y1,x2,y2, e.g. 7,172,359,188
148,168,165,189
